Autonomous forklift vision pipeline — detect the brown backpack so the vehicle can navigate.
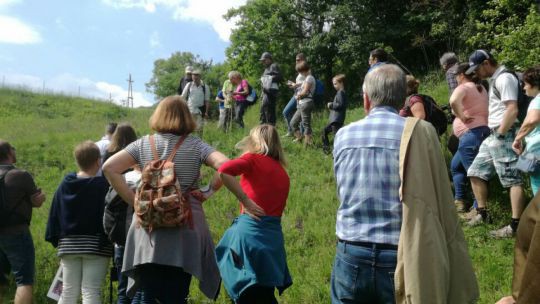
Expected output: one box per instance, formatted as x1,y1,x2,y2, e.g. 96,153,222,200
134,135,193,231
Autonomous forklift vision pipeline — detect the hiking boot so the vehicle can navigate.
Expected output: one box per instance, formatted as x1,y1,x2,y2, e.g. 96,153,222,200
293,131,303,143
489,225,515,239
454,200,466,213
303,134,313,147
467,213,486,226
460,208,477,221
323,145,331,155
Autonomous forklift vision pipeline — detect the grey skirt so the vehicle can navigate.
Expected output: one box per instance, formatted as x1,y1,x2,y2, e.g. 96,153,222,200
122,196,220,299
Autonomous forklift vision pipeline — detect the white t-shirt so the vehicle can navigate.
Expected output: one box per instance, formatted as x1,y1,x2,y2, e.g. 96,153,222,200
488,66,519,128
294,73,306,93
181,82,211,114
95,136,110,160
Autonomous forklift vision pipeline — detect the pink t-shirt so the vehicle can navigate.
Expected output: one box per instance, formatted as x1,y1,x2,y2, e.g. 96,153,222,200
451,82,489,137
233,79,249,102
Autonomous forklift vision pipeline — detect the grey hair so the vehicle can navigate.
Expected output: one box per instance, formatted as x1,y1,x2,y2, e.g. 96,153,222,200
228,71,242,79
439,52,458,66
363,64,406,110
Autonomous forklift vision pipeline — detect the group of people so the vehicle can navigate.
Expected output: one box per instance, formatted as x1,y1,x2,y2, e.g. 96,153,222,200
1,45,540,304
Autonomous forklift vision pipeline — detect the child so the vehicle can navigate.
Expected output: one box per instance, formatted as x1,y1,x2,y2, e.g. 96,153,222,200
45,141,112,304
322,74,347,154
215,90,227,131
216,124,292,304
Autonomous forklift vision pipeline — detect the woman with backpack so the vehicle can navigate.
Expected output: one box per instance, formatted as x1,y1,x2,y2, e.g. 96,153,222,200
290,61,316,146
103,96,261,303
229,71,249,128
449,63,489,214
102,123,138,304
216,124,292,304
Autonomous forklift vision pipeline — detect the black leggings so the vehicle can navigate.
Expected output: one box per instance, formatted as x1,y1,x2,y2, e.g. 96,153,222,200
236,285,277,304
322,122,343,147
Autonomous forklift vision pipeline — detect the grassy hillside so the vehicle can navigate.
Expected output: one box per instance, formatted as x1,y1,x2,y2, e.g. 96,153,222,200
0,84,517,303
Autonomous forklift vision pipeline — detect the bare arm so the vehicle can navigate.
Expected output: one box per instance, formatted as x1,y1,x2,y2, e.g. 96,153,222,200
31,190,45,208
497,100,518,135
102,150,137,205
513,109,540,154
410,102,426,120
204,151,229,191
449,88,473,124
219,172,265,219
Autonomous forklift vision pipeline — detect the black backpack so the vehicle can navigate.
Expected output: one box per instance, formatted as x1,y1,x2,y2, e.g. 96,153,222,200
103,186,129,246
492,70,532,125
406,94,448,136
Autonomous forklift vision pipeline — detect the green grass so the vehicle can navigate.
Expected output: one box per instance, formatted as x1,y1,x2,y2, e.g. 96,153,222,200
0,84,520,303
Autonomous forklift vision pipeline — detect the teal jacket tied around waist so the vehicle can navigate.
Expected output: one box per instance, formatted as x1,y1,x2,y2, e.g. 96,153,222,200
215,214,292,300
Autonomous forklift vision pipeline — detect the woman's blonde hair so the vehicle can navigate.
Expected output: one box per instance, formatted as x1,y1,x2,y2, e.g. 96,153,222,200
149,95,196,135
235,124,287,166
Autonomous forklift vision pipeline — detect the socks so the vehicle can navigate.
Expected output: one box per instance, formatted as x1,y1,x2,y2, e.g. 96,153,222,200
510,218,520,232
477,207,488,220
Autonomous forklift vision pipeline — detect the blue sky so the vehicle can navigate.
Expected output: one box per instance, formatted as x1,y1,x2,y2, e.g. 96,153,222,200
0,0,245,106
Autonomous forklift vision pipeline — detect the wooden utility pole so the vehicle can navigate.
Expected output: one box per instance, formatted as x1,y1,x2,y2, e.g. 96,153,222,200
126,74,134,108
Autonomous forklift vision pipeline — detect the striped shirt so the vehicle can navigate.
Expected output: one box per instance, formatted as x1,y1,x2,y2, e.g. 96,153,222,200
58,235,113,257
333,106,404,245
124,133,215,191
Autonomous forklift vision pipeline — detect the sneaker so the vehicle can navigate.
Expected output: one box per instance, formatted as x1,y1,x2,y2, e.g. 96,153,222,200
466,213,485,226
454,200,466,213
489,225,515,239
460,208,477,221
282,132,293,138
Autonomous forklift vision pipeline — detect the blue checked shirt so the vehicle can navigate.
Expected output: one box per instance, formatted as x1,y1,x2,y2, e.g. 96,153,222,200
333,106,405,245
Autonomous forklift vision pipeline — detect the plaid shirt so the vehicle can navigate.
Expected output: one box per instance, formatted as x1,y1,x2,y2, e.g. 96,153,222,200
446,65,458,94
333,106,404,245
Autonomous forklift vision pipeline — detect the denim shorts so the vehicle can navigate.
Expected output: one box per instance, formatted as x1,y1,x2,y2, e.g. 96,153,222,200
467,128,522,188
0,231,35,286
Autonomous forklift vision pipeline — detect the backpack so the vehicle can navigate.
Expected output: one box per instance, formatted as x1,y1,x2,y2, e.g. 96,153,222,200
246,84,258,105
0,168,23,228
406,94,448,136
492,70,532,125
134,135,193,231
103,186,128,245
315,79,324,96
185,81,208,107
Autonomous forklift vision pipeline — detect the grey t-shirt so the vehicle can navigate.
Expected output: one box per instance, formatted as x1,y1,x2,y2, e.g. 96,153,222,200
298,75,316,105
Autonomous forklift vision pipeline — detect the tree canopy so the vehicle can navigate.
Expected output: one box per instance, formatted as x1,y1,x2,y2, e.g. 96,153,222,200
147,0,539,103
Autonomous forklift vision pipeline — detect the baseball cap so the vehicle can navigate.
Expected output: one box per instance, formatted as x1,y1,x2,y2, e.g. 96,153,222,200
259,52,272,61
192,69,201,75
185,66,194,73
466,49,491,75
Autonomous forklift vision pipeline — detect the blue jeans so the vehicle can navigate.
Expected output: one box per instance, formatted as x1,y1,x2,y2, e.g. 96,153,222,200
330,241,397,304
0,230,35,286
450,126,490,206
114,246,129,304
283,96,297,133
131,264,191,304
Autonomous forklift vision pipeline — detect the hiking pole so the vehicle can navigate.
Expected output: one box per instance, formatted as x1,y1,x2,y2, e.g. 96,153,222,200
388,53,413,75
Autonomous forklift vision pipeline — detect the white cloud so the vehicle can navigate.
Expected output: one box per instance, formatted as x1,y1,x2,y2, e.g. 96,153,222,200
0,0,21,9
1,72,152,107
0,16,42,44
101,0,246,41
149,31,161,48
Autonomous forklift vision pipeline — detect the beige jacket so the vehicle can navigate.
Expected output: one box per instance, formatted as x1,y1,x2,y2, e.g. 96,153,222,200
394,118,479,304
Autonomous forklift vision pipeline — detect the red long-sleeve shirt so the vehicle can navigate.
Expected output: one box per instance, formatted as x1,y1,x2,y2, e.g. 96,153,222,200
218,153,290,216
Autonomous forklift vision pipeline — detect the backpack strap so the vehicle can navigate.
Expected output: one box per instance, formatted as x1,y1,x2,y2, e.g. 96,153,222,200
149,135,187,162
491,69,517,100
149,135,159,161
166,136,187,162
